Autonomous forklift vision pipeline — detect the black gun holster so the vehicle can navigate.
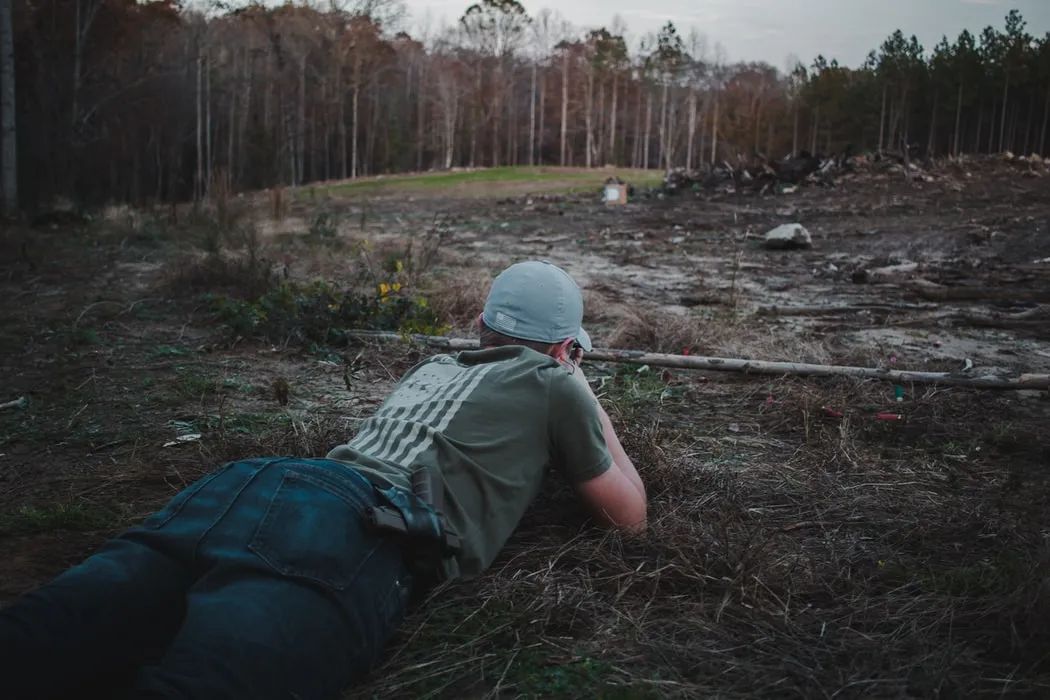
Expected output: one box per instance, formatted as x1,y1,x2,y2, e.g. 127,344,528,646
364,467,460,583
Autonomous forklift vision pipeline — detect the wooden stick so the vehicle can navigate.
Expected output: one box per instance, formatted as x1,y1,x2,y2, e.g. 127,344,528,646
905,282,1050,304
757,303,939,316
347,331,1050,391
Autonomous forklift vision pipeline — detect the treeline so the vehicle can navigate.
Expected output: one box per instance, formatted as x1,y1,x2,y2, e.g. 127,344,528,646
3,0,1049,211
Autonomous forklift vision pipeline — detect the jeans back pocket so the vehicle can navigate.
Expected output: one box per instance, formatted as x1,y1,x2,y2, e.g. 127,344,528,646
248,470,380,591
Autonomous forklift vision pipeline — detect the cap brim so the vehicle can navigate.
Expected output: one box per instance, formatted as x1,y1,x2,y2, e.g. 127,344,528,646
576,327,593,352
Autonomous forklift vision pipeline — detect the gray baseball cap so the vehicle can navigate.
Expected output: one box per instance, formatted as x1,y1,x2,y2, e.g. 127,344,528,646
482,260,593,351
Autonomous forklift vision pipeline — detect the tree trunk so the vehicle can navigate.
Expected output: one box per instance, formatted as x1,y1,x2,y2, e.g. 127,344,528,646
491,63,501,167
631,81,642,168
365,80,379,175
973,102,983,153
560,52,569,166
685,90,696,170
666,91,678,168
416,62,425,171
987,100,997,153
1040,81,1049,156
698,96,706,166
810,105,819,155
228,51,237,180
506,72,516,165
596,77,605,164
195,47,203,201
926,91,938,156
205,52,212,195
608,73,618,164
752,92,763,155
643,88,652,168
710,94,719,165
238,48,251,185
1022,95,1033,155
538,71,545,165
528,61,536,166
297,54,306,185
444,102,455,169
71,0,101,130
0,0,17,215
999,71,1009,153
585,62,594,168
351,47,362,178
154,133,163,203
658,81,668,169
792,99,799,157
337,56,347,178
878,83,887,155
953,81,963,156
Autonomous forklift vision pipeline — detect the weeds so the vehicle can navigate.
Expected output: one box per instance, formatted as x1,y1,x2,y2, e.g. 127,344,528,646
213,280,447,345
163,250,277,300
308,211,339,240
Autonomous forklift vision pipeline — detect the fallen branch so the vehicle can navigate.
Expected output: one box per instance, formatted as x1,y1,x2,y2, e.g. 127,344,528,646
348,331,1050,391
905,281,1050,304
757,303,938,316
0,396,28,411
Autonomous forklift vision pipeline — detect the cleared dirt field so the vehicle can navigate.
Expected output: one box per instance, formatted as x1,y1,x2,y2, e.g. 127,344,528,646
2,162,1049,697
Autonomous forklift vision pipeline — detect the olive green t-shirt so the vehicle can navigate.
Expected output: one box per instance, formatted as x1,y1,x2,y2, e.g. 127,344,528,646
326,346,612,578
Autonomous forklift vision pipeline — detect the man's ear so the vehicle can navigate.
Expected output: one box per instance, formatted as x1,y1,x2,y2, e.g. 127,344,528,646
549,338,574,361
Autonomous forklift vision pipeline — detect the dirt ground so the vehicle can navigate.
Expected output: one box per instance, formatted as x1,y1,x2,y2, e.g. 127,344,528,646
2,161,1049,698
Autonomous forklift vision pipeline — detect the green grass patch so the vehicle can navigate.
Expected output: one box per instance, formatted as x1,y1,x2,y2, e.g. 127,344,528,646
0,503,122,535
504,649,648,698
309,166,663,198
149,344,192,359
172,367,222,399
599,365,681,419
171,412,291,436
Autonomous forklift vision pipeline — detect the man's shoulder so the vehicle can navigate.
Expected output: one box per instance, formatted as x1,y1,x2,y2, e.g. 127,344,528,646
455,345,559,367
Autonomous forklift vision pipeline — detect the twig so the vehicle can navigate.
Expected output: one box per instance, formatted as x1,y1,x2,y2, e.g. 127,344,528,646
73,298,160,329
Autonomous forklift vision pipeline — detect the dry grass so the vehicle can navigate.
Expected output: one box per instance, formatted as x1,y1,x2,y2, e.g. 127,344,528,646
606,306,832,363
422,270,491,332
351,375,1050,698
160,250,278,299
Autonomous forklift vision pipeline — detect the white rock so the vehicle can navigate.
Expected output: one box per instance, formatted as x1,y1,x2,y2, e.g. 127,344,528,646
868,261,919,282
764,223,813,250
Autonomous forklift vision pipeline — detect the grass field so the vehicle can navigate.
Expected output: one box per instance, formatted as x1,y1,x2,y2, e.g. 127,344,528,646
299,166,664,198
3,159,1050,698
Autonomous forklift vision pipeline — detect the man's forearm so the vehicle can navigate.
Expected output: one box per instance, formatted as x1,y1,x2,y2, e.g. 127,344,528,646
595,403,646,498
571,366,646,498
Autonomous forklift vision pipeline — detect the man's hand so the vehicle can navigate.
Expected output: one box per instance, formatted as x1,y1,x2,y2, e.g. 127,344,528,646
569,343,584,368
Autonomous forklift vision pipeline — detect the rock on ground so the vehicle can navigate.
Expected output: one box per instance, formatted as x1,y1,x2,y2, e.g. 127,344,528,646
764,223,813,250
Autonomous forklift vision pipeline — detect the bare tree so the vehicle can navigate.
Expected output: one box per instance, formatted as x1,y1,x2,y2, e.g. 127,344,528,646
460,0,530,166
528,9,562,166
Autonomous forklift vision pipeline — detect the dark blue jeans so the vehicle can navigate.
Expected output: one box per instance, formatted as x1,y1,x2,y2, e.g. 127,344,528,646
0,457,412,699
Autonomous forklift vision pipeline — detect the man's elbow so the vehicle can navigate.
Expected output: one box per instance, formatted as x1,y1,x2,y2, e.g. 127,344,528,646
596,499,647,534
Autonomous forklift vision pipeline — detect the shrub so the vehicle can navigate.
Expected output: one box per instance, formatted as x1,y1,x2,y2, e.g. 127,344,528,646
213,279,448,345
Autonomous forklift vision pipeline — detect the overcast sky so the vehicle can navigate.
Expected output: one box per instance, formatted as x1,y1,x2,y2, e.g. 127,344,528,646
405,0,1050,69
